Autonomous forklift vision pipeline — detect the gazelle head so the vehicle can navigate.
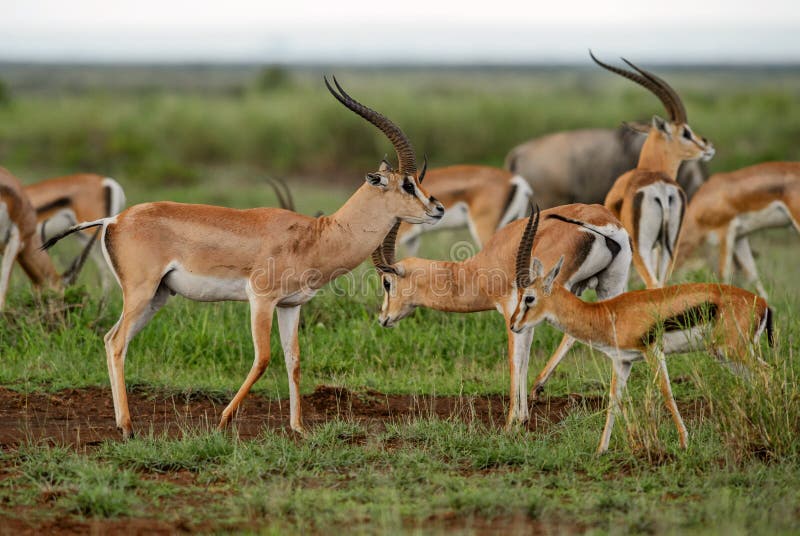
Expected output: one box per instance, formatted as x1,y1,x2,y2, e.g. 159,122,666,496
590,52,715,163
325,77,445,224
509,205,564,333
370,222,417,327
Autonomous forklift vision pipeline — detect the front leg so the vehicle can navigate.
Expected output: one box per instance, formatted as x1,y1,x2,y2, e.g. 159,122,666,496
531,333,576,400
505,324,534,429
277,304,305,434
0,224,21,310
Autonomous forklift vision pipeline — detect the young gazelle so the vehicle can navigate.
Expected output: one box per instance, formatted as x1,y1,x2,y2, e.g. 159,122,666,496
676,162,800,298
43,78,445,439
395,165,532,255
592,52,715,288
510,209,773,453
374,203,631,427
0,167,63,309
24,174,126,290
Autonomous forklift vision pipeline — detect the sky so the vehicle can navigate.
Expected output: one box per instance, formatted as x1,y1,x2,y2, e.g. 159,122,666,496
1,0,799,63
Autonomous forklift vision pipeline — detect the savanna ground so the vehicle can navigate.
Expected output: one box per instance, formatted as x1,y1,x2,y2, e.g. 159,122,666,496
0,64,800,534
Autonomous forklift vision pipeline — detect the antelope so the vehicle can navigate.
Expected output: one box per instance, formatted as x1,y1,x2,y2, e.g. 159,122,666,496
0,167,93,310
24,174,126,291
676,162,800,298
395,165,532,255
505,126,707,209
42,77,445,439
592,52,715,289
510,208,773,453
374,203,631,427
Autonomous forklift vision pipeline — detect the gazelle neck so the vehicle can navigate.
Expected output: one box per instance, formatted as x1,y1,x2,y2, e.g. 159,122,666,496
407,258,497,313
544,286,619,348
637,132,682,179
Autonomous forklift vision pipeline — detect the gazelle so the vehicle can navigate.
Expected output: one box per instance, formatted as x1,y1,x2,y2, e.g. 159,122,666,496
42,77,445,439
0,167,63,310
592,52,715,288
510,209,773,453
24,173,126,291
676,162,800,298
374,203,631,427
395,165,532,255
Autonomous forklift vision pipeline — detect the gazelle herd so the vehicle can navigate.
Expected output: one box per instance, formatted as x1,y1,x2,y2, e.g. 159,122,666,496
2,52,794,453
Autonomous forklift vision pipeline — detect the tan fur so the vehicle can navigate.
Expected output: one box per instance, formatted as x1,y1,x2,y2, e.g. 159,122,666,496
84,168,442,439
396,165,529,250
25,174,112,222
379,204,630,427
0,167,60,309
677,162,800,297
512,272,769,452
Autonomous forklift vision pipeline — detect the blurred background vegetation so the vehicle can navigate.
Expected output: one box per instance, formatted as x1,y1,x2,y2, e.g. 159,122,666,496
0,64,799,200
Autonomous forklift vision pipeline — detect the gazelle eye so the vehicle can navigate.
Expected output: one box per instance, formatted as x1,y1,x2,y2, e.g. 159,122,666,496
382,279,391,291
525,296,534,305
683,128,692,140
402,180,415,195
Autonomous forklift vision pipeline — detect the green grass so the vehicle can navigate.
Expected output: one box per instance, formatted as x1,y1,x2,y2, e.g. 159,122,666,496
2,68,800,532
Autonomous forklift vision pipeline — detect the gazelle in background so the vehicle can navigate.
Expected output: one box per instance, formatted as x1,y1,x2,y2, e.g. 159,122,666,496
592,52,715,289
505,125,707,209
510,209,773,453
43,77,445,439
676,162,800,298
374,203,631,427
395,165,531,255
25,173,126,291
0,167,91,310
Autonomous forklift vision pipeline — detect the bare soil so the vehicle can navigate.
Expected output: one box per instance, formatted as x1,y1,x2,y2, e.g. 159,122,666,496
0,384,605,448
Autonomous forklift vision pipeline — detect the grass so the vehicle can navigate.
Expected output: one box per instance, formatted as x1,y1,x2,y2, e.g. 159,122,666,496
1,66,800,532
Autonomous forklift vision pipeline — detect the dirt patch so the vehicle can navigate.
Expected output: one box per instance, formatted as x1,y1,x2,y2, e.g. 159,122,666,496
0,385,605,448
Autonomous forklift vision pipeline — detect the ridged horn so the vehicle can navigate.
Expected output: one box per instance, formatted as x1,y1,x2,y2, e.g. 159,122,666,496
371,221,401,272
589,51,686,123
515,204,540,288
325,76,417,175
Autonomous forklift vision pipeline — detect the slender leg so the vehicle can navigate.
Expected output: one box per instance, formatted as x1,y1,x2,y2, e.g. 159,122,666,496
652,349,688,449
74,231,112,292
505,325,519,428
597,359,632,454
515,327,534,424
718,224,737,284
0,225,21,310
277,305,305,434
732,237,767,298
219,296,276,429
531,333,576,400
104,283,170,438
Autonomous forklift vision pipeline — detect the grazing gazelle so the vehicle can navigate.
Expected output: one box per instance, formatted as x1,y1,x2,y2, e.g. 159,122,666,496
510,209,773,453
43,77,445,439
374,203,631,427
0,167,64,310
592,52,715,288
395,165,532,255
24,174,126,290
676,162,800,298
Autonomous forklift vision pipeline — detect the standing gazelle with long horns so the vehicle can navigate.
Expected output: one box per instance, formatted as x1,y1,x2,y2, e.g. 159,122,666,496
374,202,631,427
42,78,445,439
592,52,715,289
510,208,773,453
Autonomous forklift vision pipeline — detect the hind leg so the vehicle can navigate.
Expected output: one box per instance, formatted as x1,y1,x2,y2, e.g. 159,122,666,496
0,225,21,310
732,237,767,298
105,283,170,438
651,349,688,449
597,359,632,454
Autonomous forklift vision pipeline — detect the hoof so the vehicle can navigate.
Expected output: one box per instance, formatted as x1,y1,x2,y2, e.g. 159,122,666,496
530,385,544,401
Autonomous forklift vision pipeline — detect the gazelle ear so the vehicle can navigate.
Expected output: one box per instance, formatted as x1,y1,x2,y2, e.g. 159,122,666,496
529,257,544,283
378,158,394,173
622,121,650,134
542,255,564,295
652,115,670,136
366,173,389,188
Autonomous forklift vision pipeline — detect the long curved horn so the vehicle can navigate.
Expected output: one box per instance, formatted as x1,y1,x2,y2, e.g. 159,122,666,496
621,58,687,123
418,155,428,184
589,51,685,123
371,221,401,272
265,176,295,211
515,204,540,288
325,76,417,175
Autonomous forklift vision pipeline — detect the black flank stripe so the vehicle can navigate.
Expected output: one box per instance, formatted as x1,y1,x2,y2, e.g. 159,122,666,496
642,302,719,346
36,197,71,214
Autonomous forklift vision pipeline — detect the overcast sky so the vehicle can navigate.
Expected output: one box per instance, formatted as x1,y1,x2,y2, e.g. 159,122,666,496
2,0,799,63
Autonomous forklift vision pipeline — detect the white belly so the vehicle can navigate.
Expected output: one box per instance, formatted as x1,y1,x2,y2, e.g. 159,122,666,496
736,201,793,236
662,326,707,354
163,267,249,302
278,288,318,307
